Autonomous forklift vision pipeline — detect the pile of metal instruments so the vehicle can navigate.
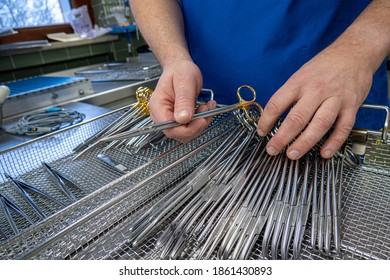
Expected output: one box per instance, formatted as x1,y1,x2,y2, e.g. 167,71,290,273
73,86,154,158
74,62,162,82
0,87,389,260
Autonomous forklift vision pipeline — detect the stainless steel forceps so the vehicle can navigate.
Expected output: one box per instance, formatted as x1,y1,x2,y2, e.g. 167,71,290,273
100,85,263,143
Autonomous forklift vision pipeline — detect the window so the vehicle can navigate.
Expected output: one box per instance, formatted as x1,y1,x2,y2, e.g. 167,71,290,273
0,0,71,28
0,0,94,44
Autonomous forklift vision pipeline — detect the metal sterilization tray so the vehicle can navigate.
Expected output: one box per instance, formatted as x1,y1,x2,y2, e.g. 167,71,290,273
0,104,389,260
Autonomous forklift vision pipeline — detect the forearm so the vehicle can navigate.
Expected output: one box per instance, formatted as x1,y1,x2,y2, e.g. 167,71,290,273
130,0,192,67
330,0,390,74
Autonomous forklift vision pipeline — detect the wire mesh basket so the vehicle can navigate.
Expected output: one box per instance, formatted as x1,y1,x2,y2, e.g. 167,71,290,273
0,103,389,260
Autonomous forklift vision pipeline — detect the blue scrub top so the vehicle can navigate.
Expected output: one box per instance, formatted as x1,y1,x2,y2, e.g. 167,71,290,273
180,0,389,130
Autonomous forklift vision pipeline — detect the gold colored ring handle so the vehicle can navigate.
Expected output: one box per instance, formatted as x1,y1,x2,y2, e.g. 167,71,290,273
135,86,154,115
236,85,263,122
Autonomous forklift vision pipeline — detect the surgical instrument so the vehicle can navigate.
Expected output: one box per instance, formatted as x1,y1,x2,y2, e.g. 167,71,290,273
128,126,244,248
292,156,314,259
333,155,344,254
100,85,263,143
97,154,129,174
310,155,344,257
194,133,263,259
5,174,66,220
324,159,333,254
158,130,261,259
72,86,153,158
43,162,84,203
0,193,34,234
279,156,311,259
226,155,283,260
269,159,297,259
261,155,291,258
217,150,278,259
311,157,319,250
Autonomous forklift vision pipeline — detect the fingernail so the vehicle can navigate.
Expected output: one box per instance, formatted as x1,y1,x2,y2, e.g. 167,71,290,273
176,110,190,120
323,149,333,158
257,128,266,137
288,150,300,160
266,146,279,156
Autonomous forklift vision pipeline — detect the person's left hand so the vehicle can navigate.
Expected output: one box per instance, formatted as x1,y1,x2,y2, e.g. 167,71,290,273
256,44,374,159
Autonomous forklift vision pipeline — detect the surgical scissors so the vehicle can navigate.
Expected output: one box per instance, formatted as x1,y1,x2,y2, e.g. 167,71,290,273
100,85,263,143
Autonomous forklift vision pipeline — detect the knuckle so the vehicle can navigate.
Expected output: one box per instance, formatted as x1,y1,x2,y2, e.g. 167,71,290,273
327,133,348,150
331,136,346,149
269,134,289,150
175,95,194,106
313,114,334,131
336,117,354,136
312,81,327,93
341,119,355,132
301,133,318,148
328,125,353,149
285,112,307,129
265,99,283,115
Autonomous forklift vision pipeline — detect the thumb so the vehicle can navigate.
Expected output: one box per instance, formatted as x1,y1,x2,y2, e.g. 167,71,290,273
173,82,199,124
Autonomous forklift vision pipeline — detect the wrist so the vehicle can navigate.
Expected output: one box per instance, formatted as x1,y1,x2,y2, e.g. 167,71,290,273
158,47,193,69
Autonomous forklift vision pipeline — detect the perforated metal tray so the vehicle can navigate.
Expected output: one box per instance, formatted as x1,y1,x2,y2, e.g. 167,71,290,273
0,105,389,260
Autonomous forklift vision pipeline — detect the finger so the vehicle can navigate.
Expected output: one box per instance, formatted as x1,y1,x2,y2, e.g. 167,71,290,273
257,83,299,136
286,98,341,160
265,95,321,156
149,79,175,123
164,100,217,143
201,100,217,127
320,108,356,158
193,100,217,129
163,120,205,143
173,77,199,124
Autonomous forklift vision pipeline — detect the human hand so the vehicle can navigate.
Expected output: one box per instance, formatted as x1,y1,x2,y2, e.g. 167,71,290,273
256,46,374,160
148,59,217,143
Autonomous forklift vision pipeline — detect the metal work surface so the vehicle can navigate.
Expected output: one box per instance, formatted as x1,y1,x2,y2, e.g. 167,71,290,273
0,104,389,260
1,76,94,119
3,76,88,97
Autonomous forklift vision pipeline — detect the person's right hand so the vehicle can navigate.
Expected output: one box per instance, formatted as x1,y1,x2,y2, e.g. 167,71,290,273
148,59,217,143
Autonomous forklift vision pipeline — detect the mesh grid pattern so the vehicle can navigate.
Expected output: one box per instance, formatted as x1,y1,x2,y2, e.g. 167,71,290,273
0,106,389,260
